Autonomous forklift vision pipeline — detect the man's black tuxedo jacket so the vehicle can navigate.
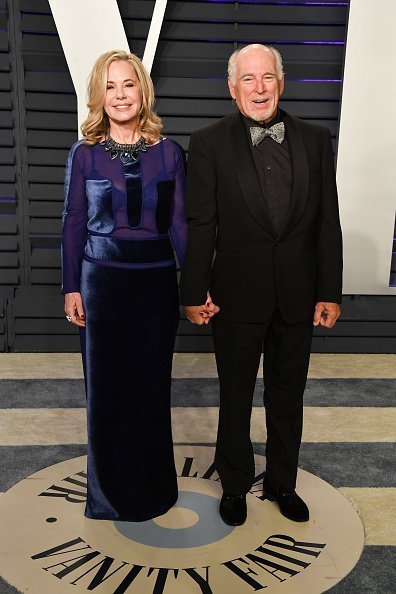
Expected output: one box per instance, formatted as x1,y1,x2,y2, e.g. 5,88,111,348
179,109,343,324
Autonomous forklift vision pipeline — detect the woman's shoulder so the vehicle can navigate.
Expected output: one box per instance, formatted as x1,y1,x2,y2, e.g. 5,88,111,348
67,140,100,169
67,139,88,161
70,139,99,154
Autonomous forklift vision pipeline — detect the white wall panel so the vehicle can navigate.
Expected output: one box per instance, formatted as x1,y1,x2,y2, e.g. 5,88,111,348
49,0,167,131
337,0,396,294
48,0,129,131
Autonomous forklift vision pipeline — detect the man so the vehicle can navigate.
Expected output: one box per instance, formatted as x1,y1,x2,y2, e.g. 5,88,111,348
180,44,342,526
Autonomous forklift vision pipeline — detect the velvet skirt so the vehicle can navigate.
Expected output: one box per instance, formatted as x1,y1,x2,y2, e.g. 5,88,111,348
80,259,179,521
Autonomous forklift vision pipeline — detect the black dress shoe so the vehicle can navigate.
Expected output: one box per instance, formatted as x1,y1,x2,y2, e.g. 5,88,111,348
219,493,247,526
263,480,309,522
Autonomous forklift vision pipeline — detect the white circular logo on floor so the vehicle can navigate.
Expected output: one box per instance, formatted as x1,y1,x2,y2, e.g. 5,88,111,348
0,446,364,593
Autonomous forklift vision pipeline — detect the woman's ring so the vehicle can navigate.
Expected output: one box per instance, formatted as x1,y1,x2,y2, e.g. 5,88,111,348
66,315,72,322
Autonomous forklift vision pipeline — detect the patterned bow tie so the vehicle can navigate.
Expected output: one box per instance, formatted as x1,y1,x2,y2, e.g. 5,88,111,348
250,122,285,146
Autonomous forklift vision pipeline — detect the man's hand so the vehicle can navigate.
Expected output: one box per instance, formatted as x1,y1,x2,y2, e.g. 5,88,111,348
64,292,86,327
313,302,340,328
185,293,220,325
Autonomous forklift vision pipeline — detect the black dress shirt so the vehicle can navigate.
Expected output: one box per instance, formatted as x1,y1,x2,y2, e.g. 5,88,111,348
242,111,292,236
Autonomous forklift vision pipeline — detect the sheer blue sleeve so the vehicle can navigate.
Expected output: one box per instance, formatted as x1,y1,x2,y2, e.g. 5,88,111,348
61,142,88,294
169,143,188,266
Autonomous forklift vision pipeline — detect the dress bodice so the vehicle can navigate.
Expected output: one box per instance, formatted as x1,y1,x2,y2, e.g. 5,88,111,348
61,138,187,293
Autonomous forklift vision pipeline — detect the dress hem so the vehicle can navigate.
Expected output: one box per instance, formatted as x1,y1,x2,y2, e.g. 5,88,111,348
84,491,179,523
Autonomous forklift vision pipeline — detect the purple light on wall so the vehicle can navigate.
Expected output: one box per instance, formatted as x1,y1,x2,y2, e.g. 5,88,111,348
22,30,58,36
298,78,341,82
20,10,50,15
273,2,348,5
206,1,348,4
301,41,344,45
235,40,344,45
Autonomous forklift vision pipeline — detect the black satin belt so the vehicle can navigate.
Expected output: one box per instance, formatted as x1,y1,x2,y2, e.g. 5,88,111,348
85,235,174,264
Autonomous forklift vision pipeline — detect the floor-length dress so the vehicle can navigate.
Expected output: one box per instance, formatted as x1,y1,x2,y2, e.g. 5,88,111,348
62,138,187,521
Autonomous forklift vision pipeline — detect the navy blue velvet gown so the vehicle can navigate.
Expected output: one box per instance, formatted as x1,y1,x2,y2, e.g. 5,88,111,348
61,138,187,521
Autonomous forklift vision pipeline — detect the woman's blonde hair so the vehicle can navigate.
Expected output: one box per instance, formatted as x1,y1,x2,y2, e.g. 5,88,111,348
81,50,162,145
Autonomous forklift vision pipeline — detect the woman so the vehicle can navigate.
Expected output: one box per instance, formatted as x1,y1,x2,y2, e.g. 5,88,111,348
62,50,187,521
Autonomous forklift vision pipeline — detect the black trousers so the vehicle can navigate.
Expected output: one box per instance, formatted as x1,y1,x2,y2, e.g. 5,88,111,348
212,309,313,495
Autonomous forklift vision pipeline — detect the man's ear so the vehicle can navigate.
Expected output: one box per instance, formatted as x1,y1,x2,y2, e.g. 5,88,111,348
228,77,236,100
279,75,285,97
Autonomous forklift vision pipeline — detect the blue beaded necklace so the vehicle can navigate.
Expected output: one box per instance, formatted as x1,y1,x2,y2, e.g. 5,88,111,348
101,136,148,164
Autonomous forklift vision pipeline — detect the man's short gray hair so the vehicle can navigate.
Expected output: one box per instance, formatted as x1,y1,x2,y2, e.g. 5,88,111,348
228,44,284,84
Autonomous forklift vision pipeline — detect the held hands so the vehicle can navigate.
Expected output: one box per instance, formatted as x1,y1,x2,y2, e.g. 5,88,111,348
185,293,220,325
313,302,340,329
186,298,340,327
64,292,86,327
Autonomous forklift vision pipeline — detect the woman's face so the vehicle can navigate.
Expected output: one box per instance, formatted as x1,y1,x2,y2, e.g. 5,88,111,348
104,60,143,128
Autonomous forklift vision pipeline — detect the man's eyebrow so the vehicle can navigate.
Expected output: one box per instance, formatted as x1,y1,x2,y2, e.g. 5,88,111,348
239,71,275,79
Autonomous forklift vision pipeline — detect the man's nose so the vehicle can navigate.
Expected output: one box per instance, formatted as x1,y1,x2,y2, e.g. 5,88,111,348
255,79,265,93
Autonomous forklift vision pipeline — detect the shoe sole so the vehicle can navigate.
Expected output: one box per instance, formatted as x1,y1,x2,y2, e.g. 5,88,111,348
219,511,247,526
220,517,246,526
263,491,309,523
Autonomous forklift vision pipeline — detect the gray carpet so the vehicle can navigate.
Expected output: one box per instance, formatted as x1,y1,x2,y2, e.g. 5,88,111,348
0,378,394,408
0,377,394,593
0,578,19,594
325,547,395,593
0,442,394,493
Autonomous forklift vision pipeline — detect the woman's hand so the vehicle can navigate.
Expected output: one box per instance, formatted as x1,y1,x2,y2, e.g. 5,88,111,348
64,292,86,327
184,293,220,326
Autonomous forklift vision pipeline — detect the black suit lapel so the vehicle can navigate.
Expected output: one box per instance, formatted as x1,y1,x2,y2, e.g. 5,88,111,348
230,111,275,237
278,110,309,239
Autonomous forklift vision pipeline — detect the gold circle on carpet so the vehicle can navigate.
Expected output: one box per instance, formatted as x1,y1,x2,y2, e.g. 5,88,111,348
0,445,364,593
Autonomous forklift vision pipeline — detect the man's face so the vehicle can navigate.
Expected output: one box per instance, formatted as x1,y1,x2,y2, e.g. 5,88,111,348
228,47,284,123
